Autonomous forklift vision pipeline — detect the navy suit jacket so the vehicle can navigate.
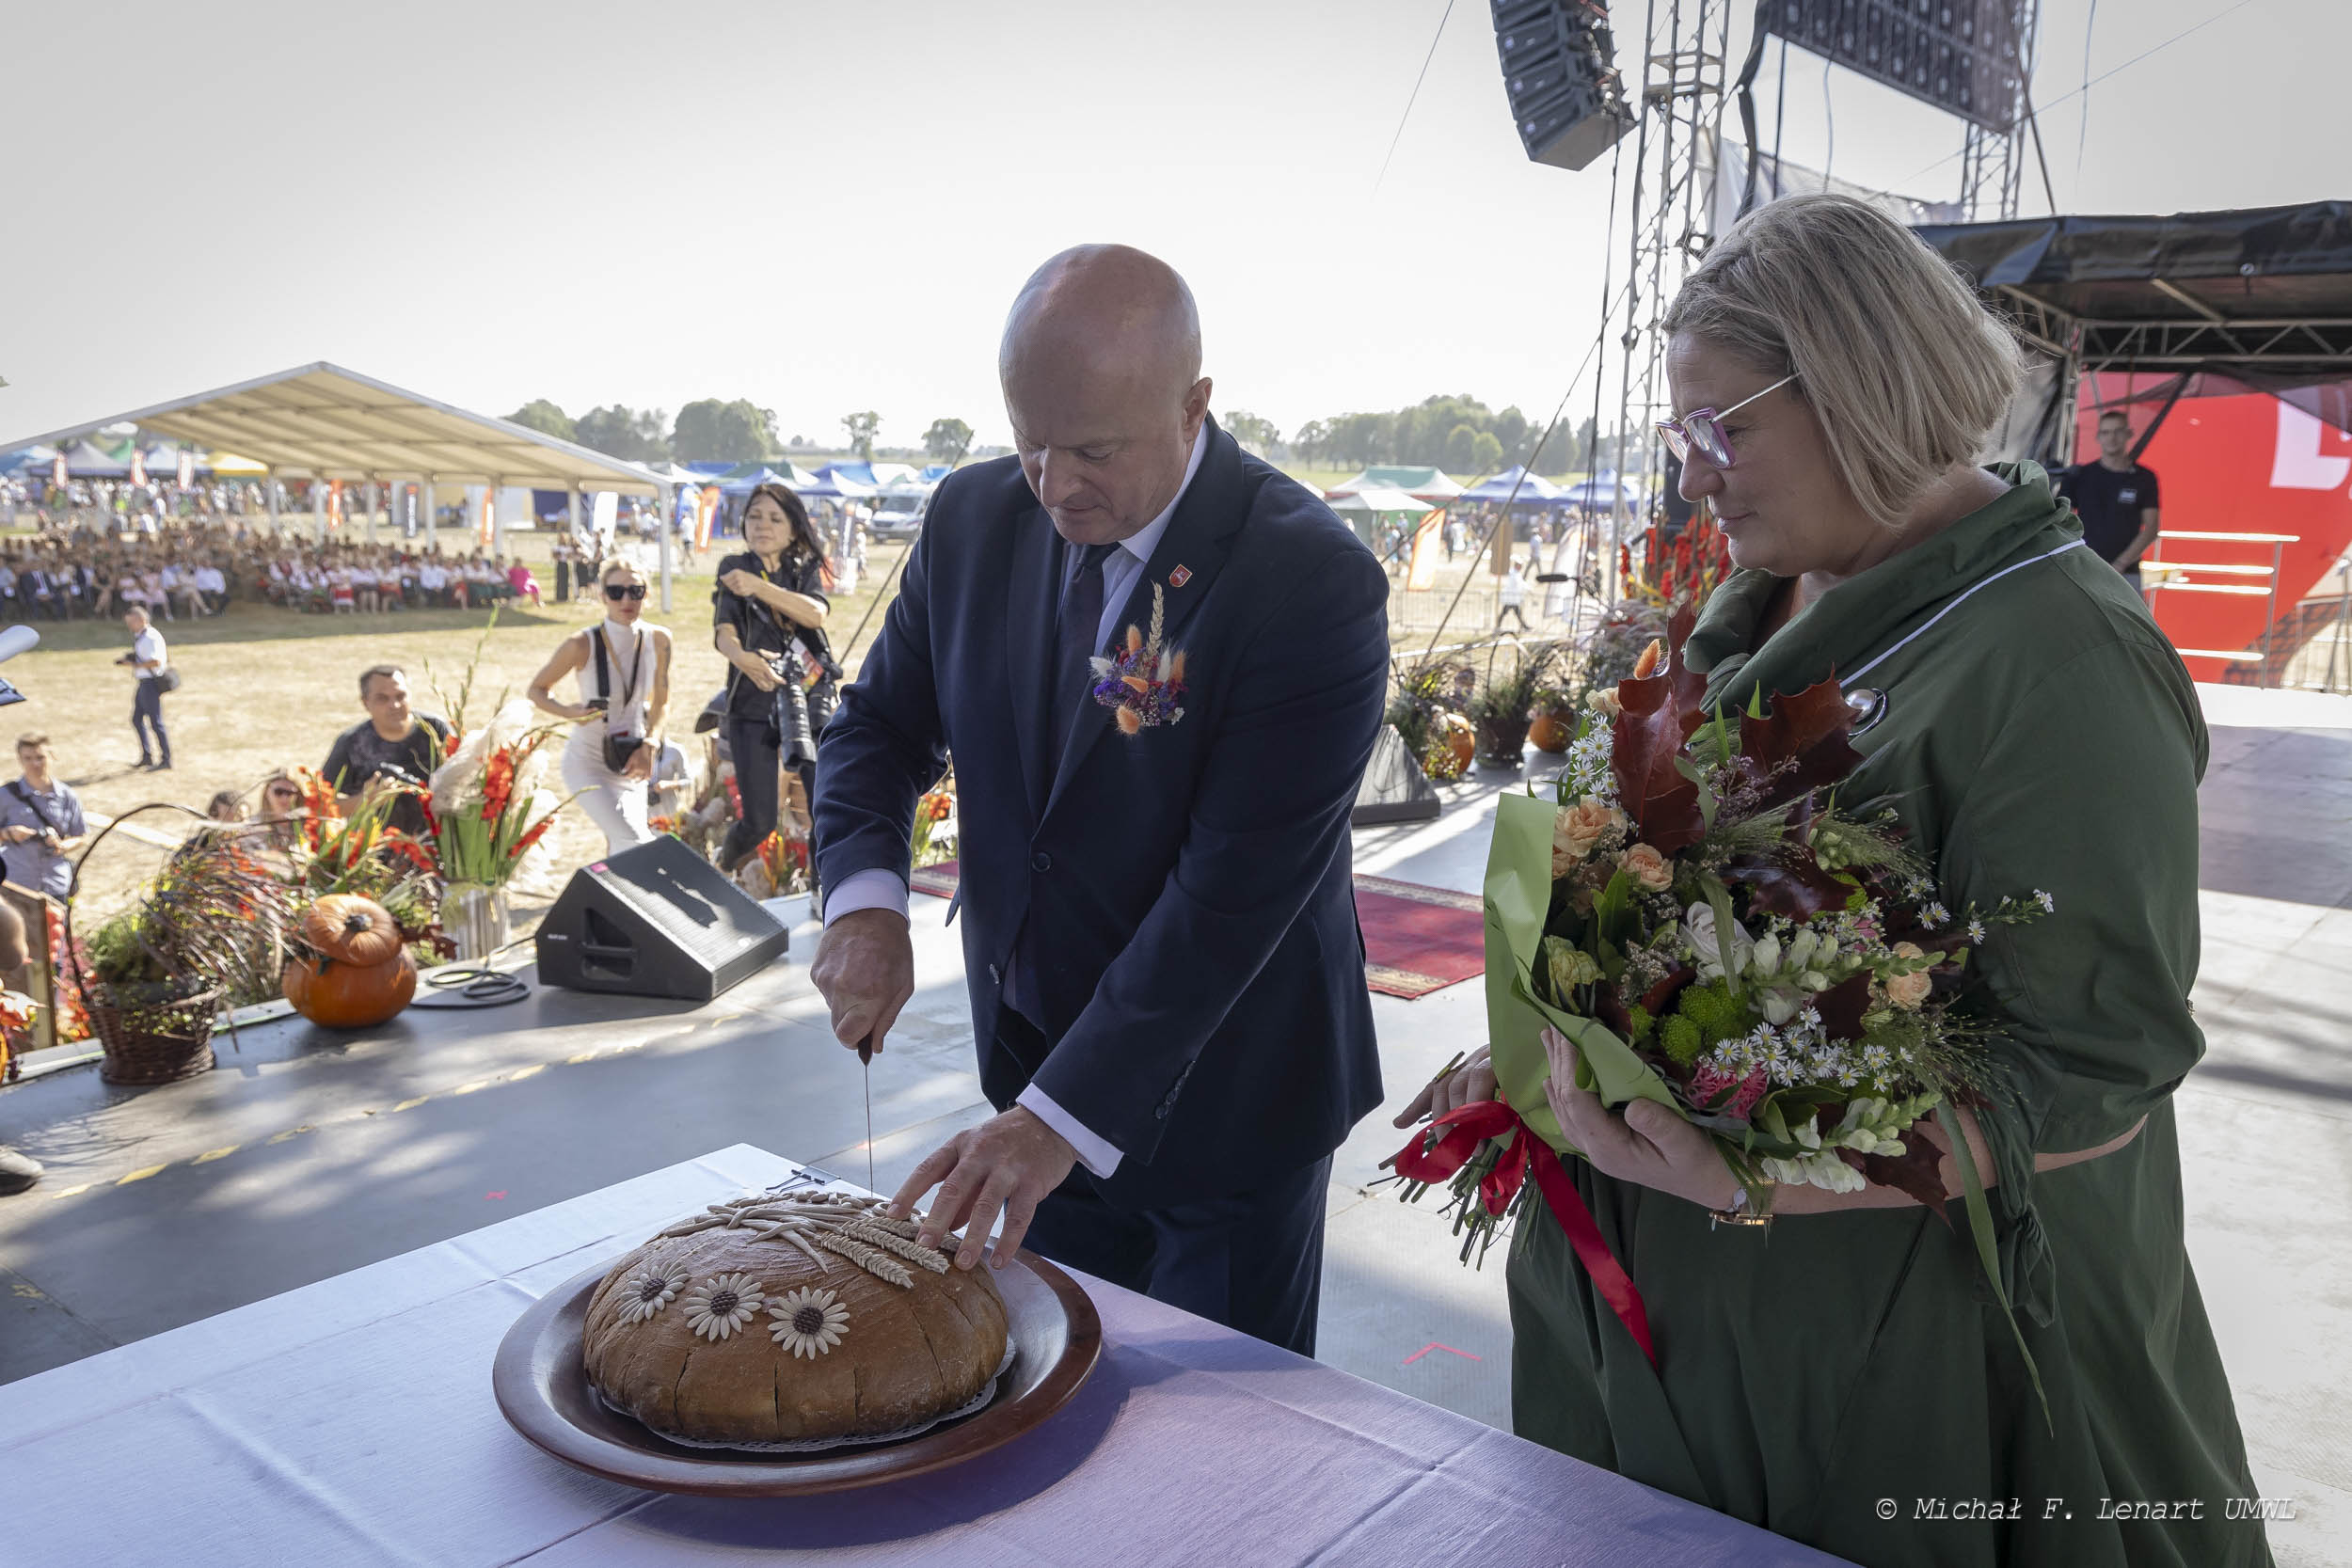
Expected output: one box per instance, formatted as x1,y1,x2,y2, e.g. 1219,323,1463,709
813,419,1390,1209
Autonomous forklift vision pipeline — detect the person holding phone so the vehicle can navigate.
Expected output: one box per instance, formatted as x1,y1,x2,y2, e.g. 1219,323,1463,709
528,560,671,853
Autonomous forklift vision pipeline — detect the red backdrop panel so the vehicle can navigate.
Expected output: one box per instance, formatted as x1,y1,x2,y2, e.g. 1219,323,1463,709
2074,380,2352,681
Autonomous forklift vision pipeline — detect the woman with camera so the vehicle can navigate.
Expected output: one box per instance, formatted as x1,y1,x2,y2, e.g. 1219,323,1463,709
528,560,672,854
712,482,837,883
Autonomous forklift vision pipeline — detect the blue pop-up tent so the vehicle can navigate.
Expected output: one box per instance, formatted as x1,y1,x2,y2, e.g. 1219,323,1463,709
1556,470,1644,507
1457,466,1565,505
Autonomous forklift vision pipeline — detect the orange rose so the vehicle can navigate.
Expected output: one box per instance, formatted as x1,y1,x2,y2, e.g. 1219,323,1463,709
1886,942,1932,1010
1552,796,1624,877
1618,842,1674,892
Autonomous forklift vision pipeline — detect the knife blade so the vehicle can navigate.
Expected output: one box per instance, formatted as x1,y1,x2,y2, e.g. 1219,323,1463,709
858,1039,874,1194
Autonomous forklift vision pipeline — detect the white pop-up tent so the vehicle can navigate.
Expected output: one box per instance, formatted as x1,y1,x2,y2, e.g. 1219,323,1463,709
0,362,688,609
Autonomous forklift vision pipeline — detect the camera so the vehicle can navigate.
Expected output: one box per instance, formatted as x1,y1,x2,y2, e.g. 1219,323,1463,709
584,697,610,713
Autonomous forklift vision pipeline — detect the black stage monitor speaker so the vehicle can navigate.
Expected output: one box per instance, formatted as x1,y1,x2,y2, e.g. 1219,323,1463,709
535,835,790,1002
1493,0,1634,172
1353,723,1443,828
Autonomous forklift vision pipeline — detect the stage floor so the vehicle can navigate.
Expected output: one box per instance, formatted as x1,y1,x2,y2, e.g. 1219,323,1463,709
4,694,2348,1564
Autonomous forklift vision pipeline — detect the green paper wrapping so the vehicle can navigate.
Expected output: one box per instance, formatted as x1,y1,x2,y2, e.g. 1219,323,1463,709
1485,790,1681,1154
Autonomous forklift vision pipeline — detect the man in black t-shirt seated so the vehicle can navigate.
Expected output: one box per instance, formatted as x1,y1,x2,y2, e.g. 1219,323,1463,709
323,664,452,835
2057,408,2162,589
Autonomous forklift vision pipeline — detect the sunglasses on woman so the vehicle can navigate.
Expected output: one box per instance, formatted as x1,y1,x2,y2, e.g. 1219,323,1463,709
604,583,647,601
1656,373,1796,469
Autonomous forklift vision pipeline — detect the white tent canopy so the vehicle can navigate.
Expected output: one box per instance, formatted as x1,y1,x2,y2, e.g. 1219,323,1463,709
0,362,662,496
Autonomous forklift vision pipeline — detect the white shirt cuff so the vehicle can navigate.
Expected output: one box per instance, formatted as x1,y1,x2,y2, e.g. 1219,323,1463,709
1016,1084,1123,1179
822,867,909,927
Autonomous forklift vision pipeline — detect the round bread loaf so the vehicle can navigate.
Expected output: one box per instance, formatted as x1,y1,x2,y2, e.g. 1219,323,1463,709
582,1190,1010,1447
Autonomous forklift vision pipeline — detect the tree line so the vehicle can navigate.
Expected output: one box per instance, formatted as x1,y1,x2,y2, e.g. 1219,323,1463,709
1234,395,1597,477
505,399,978,466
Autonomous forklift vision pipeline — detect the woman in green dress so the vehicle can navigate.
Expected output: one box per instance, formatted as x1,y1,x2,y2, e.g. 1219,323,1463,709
1401,194,2270,1566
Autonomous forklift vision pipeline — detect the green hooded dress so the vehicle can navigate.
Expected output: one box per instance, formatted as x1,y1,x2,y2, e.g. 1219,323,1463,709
1503,466,2272,1566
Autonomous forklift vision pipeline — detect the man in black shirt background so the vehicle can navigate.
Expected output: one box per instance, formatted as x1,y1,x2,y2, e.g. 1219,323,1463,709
2058,408,2162,589
323,665,451,834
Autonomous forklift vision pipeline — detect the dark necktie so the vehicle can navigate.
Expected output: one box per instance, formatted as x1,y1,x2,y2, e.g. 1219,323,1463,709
1050,541,1118,760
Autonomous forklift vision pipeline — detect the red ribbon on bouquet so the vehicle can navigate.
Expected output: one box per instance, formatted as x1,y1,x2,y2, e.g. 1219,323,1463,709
1392,1100,1657,1368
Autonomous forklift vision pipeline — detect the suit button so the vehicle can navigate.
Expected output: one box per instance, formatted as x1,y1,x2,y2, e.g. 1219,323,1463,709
1030,851,1052,873
1154,1103,1170,1120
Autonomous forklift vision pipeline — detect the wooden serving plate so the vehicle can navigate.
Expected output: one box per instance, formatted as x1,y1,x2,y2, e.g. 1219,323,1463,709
493,1245,1102,1496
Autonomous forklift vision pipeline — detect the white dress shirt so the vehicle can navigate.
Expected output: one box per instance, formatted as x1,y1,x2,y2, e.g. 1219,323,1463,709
824,424,1211,1178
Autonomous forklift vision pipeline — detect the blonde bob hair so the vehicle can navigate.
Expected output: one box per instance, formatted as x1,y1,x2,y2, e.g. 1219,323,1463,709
1662,193,2023,527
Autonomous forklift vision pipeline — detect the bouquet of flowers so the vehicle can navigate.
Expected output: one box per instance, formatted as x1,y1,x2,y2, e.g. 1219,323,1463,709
426,700,563,888
1386,605,2048,1397
911,779,957,868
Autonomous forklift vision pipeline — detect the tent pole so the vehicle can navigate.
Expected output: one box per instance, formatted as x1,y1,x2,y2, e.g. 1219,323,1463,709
312,479,325,545
493,481,508,558
365,480,379,544
658,483,675,613
265,474,280,534
424,479,438,551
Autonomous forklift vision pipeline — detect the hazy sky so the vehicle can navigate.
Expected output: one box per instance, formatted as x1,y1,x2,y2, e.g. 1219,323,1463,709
7,0,2347,454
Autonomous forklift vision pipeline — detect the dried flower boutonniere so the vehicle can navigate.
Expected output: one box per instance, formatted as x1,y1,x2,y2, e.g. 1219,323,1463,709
1090,584,1187,735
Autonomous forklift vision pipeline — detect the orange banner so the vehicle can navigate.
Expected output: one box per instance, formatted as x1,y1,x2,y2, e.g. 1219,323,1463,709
1406,509,1444,591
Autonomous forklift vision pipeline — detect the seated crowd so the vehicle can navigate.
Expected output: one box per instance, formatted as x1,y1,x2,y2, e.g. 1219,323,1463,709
0,518,551,622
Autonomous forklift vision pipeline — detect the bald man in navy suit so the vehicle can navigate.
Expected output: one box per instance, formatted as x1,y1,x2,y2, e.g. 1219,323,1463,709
810,245,1389,1354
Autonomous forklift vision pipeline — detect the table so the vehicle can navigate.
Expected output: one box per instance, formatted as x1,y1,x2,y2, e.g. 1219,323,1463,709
0,1146,1845,1566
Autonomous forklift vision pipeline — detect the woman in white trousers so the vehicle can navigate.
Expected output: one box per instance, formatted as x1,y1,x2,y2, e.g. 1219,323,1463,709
528,560,672,854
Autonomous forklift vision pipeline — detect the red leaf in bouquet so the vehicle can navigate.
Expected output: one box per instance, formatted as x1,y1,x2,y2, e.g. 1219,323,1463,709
1814,970,1873,1042
1735,676,1866,814
1638,962,1695,1019
1841,1139,1953,1224
1611,602,1709,853
1723,849,1853,919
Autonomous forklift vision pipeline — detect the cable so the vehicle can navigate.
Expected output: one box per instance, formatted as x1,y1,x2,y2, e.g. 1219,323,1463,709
1820,55,1835,184
2073,0,2099,198
1771,36,1788,197
407,963,532,1009
1373,0,1457,195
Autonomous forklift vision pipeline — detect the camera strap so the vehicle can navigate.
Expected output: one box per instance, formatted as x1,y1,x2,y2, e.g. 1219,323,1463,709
7,780,62,835
590,623,645,729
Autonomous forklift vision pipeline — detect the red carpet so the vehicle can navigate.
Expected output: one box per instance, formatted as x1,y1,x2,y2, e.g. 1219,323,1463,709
904,863,1484,1000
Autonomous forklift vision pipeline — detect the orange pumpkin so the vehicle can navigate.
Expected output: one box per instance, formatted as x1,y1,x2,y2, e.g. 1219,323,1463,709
301,895,405,968
1527,707,1573,753
283,947,417,1029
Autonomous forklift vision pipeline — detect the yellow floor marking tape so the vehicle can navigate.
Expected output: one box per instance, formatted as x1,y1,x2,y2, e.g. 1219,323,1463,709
193,1147,239,1164
117,1165,167,1184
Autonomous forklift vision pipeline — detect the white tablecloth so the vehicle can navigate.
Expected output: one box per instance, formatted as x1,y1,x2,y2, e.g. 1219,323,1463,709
0,1146,1843,1566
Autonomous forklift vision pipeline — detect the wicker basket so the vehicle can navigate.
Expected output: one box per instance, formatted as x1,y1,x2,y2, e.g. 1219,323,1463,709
85,984,222,1085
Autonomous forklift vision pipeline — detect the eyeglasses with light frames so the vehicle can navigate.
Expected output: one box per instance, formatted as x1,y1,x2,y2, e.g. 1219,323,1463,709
1655,373,1796,469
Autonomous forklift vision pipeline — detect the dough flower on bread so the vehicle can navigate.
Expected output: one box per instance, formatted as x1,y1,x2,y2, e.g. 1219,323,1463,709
682,1272,766,1340
616,1262,690,1324
770,1286,851,1358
